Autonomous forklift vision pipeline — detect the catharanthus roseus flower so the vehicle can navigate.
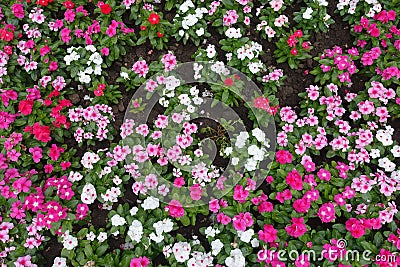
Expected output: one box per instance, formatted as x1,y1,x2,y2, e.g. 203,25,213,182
148,13,160,25
254,96,269,110
286,169,303,190
345,218,366,238
63,0,74,9
285,217,307,237
233,212,253,231
258,224,278,243
11,4,24,19
36,0,53,6
165,199,184,218
98,2,112,14
130,256,150,267
275,150,293,164
18,100,34,116
25,122,51,142
224,77,234,86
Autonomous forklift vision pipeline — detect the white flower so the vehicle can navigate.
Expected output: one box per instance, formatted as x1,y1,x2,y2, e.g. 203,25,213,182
68,171,83,182
211,239,224,256
248,61,262,74
85,45,96,52
179,0,194,13
178,30,184,36
111,214,126,227
235,132,249,148
232,157,239,166
182,14,198,29
205,226,217,238
190,86,199,95
163,245,172,258
78,72,91,84
206,44,216,58
142,196,160,210
52,257,67,267
391,145,400,157
196,28,204,36
187,251,213,267
149,232,164,243
317,0,328,6
62,232,78,250
391,170,400,180
376,129,393,146
81,152,100,169
97,232,107,243
265,26,276,38
127,220,143,243
172,242,191,263
225,28,242,38
113,176,122,185
370,148,381,159
224,147,233,155
86,232,96,241
130,207,139,216
252,128,266,143
251,238,259,247
81,184,97,204
378,157,396,172
153,218,174,236
120,71,129,80
225,248,245,267
245,157,258,171
303,7,313,19
238,229,254,243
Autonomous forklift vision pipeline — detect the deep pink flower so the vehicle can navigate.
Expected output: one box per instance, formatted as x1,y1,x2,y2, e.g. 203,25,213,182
286,169,303,190
258,224,278,243
285,217,307,237
165,199,184,218
275,150,293,164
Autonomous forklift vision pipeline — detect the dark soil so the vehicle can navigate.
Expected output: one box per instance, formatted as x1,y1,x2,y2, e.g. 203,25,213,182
46,0,373,265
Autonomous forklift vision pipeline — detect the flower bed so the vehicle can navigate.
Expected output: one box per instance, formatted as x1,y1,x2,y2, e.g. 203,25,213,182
0,0,399,267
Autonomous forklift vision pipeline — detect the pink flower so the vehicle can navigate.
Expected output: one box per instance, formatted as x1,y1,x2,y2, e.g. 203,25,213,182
130,256,150,267
286,169,303,190
275,150,293,164
345,218,365,238
317,168,331,181
295,254,310,267
233,212,253,231
173,177,185,188
217,212,231,225
285,217,307,238
318,203,336,223
293,197,311,213
101,47,110,56
165,199,184,218
209,199,220,213
60,27,72,43
233,185,249,203
49,61,58,71
11,4,25,19
189,184,202,201
29,147,42,163
44,164,53,173
258,224,277,243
